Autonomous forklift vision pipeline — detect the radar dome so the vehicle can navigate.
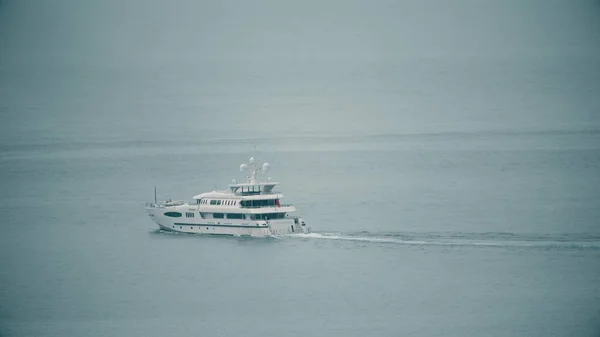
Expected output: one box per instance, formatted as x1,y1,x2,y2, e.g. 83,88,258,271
240,164,248,172
249,157,255,164
232,179,237,184
262,162,270,172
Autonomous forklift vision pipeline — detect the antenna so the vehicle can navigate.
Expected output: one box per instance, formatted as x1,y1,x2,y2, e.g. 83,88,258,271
154,186,157,204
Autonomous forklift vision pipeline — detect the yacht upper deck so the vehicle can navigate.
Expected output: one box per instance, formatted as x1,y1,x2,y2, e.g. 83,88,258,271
193,152,283,200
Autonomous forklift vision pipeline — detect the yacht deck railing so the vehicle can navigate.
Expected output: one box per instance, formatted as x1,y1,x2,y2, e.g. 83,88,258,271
240,204,293,209
145,200,186,208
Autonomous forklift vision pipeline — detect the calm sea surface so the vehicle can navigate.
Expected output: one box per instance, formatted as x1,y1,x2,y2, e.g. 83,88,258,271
1,0,600,336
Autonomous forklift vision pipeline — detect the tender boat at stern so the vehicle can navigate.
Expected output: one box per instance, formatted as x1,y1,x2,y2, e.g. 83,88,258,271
144,153,310,237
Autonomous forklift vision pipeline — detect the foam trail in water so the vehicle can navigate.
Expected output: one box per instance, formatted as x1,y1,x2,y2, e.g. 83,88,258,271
292,232,406,244
286,232,600,250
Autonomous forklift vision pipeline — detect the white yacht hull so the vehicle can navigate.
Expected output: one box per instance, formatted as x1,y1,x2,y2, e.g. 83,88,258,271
146,204,309,237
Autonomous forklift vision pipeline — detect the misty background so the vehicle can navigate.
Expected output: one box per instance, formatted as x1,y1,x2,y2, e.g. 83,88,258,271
2,0,599,143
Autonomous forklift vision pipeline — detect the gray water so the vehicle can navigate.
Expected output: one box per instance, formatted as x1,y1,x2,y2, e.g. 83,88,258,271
1,0,600,336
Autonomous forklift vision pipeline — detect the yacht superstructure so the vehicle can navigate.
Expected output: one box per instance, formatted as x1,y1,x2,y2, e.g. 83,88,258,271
145,153,309,237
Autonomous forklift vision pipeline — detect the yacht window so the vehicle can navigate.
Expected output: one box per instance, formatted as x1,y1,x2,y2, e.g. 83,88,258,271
226,213,245,219
249,213,286,220
241,199,277,208
186,212,194,218
213,213,224,219
164,212,182,218
217,200,222,205
210,200,217,205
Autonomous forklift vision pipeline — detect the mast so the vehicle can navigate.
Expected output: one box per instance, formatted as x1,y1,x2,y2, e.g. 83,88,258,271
154,186,157,204
250,145,258,184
